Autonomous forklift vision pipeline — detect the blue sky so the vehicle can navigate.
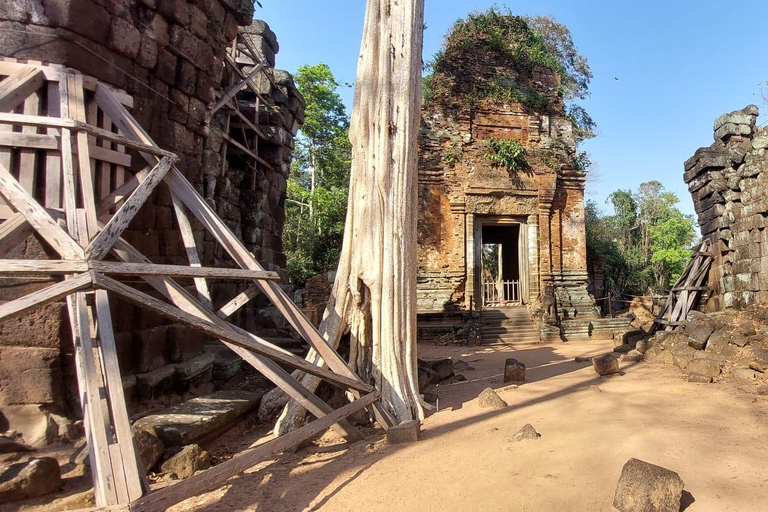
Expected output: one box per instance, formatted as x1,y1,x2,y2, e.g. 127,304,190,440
259,1,768,218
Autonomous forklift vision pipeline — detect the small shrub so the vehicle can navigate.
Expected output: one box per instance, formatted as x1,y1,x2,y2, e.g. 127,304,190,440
484,137,527,172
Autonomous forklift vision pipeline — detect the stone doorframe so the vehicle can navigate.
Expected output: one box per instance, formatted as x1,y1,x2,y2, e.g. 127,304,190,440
467,215,539,308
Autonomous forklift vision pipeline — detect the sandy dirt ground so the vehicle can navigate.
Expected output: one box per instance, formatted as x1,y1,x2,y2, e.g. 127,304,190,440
166,339,768,512
8,338,768,511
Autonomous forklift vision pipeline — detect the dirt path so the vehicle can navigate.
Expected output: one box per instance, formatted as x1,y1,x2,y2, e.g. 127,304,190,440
166,338,768,511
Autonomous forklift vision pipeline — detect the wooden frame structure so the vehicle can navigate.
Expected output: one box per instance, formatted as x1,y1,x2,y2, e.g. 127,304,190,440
651,238,714,333
0,59,391,511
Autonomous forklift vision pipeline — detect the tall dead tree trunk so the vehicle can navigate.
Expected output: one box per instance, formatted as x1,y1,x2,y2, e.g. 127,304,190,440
270,0,426,434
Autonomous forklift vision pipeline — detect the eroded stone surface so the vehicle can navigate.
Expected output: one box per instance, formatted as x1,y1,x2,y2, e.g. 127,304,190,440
133,389,263,447
0,457,60,503
613,458,684,512
477,388,508,410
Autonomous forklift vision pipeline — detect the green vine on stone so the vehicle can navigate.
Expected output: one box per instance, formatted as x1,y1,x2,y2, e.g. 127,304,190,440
484,137,527,172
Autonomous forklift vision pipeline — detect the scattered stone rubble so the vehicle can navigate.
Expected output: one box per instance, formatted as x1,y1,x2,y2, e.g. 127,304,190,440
476,388,508,410
644,308,768,386
510,424,540,443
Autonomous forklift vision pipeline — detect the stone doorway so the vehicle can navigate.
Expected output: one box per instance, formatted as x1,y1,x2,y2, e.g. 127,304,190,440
478,220,529,307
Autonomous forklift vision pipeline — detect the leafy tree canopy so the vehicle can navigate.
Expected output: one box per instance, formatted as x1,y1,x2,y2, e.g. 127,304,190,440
284,63,351,287
587,181,696,295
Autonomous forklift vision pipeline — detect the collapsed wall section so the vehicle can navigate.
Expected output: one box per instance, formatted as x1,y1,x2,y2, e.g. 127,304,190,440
684,105,768,310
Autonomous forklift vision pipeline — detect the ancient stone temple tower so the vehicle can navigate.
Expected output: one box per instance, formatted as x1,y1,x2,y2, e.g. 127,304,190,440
416,14,600,340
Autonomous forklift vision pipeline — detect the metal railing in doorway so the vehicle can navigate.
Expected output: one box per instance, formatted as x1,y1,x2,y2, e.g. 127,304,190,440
483,280,521,306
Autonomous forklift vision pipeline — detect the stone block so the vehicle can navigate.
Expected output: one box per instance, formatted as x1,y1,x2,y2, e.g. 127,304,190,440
510,423,541,442
134,326,170,373
0,347,60,405
136,37,158,69
0,457,61,503
157,0,189,27
686,358,720,379
109,17,141,59
44,0,111,45
685,323,713,350
0,404,51,447
476,387,507,410
155,47,178,85
175,352,215,383
131,426,164,473
136,364,177,398
133,389,263,446
161,444,210,479
0,302,68,349
613,458,684,512
503,358,525,383
387,420,420,444
592,354,619,376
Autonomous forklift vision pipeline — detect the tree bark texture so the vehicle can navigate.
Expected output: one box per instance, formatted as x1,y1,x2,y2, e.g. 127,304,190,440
272,0,426,433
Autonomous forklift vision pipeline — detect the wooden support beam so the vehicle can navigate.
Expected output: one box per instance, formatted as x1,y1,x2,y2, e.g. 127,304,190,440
93,272,374,394
0,212,33,257
96,167,149,215
130,391,378,512
211,62,264,115
86,157,173,260
0,272,91,322
0,113,177,160
0,67,44,112
68,74,98,238
216,284,260,319
106,237,359,442
92,290,144,501
45,81,62,209
219,131,274,171
170,192,212,309
0,162,83,259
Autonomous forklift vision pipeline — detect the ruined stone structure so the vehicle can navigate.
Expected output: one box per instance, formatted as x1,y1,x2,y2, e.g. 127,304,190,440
0,1,302,444
684,105,768,311
416,19,601,341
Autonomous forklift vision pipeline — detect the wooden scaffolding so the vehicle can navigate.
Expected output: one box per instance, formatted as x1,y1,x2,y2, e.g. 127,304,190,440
0,59,391,511
651,238,714,333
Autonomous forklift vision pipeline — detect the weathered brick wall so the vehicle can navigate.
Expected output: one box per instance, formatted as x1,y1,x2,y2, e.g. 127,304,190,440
0,2,301,443
684,105,768,310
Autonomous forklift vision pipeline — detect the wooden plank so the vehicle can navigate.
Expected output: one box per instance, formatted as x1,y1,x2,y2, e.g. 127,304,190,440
130,391,378,512
0,259,87,273
95,166,148,216
88,144,132,168
0,212,33,257
0,132,57,150
90,261,279,280
59,74,79,237
18,92,40,194
85,156,173,260
216,284,259,319
45,81,62,209
92,290,144,502
170,192,212,309
0,67,44,112
93,272,374,393
0,271,91,323
0,61,61,83
0,161,83,259
68,74,98,238
70,292,120,507
0,113,177,160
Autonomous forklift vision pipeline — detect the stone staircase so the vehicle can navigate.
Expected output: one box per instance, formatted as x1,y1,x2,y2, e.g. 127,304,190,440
479,306,540,344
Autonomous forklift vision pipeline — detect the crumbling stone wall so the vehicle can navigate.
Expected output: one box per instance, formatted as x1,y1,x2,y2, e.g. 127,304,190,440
0,2,301,444
684,105,768,310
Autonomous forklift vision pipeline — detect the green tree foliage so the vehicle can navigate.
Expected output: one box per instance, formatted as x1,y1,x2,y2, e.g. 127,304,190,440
425,7,595,142
283,63,351,286
586,182,696,295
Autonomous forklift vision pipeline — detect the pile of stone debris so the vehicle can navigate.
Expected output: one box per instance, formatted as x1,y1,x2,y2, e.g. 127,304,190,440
644,308,768,388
